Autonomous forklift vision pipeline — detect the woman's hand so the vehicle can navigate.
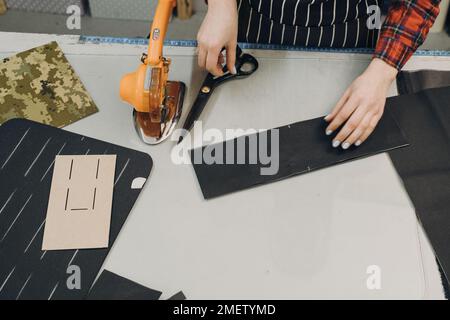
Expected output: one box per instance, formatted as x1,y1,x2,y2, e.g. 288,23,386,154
197,0,238,76
324,58,398,149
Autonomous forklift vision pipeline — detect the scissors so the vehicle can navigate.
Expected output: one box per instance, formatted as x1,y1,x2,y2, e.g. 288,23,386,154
177,45,259,144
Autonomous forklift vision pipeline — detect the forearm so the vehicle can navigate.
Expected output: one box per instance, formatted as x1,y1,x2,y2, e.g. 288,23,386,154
198,0,238,75
374,0,441,70
204,0,236,6
367,58,398,83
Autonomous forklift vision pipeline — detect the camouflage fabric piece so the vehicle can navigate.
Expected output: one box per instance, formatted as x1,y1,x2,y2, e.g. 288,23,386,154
0,41,98,127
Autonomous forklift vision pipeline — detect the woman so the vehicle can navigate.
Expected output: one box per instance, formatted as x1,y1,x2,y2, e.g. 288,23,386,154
197,0,441,149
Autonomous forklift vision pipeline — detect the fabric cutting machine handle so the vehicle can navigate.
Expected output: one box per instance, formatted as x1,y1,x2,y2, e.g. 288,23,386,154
147,0,177,66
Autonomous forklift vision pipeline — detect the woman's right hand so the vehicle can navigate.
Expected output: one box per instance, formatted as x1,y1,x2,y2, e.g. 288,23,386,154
197,0,238,76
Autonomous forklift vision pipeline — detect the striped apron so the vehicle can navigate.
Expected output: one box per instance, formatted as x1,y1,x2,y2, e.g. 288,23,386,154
237,0,381,48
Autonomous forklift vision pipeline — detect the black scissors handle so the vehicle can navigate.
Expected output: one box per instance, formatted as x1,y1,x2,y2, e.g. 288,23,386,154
178,46,258,143
203,46,259,89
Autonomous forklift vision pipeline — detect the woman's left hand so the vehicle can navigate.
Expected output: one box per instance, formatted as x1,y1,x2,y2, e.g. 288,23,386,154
324,58,398,149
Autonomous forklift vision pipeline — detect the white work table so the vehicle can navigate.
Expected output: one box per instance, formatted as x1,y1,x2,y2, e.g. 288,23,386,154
1,32,449,299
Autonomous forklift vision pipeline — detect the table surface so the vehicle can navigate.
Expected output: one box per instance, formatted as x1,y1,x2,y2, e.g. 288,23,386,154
1,32,449,299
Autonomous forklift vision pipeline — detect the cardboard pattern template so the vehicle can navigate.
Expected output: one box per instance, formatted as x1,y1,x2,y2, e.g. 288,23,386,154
42,155,117,251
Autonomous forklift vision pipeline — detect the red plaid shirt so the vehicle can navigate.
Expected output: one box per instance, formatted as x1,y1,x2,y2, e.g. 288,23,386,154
374,0,441,69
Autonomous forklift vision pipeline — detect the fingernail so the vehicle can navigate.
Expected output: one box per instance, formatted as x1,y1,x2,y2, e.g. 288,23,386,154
324,115,330,121
355,140,362,147
332,140,341,148
232,66,237,75
326,130,333,136
342,142,351,150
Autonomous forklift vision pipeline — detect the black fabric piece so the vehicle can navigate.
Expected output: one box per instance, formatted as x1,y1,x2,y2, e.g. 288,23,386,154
168,291,187,300
397,70,450,95
87,270,162,300
438,261,450,299
387,86,450,289
396,70,450,297
396,70,450,298
0,119,153,300
191,108,408,199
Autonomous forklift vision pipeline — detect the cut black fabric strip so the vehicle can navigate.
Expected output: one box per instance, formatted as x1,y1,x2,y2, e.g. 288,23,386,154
87,270,162,300
169,291,187,300
191,107,408,199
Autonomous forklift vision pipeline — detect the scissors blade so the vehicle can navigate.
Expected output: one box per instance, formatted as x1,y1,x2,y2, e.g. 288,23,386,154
177,80,215,144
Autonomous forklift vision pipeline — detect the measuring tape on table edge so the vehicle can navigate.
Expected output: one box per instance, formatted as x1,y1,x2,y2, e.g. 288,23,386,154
78,35,450,57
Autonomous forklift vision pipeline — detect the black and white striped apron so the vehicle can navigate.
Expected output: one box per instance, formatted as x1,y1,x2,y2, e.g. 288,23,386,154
237,0,381,48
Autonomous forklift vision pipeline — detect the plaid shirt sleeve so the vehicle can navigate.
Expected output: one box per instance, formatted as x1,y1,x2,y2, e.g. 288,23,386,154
374,0,441,70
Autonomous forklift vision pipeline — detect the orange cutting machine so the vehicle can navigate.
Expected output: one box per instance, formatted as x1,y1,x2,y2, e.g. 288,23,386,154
120,0,185,144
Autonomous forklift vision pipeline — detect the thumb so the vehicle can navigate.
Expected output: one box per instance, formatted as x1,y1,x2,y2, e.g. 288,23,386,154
226,43,237,75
